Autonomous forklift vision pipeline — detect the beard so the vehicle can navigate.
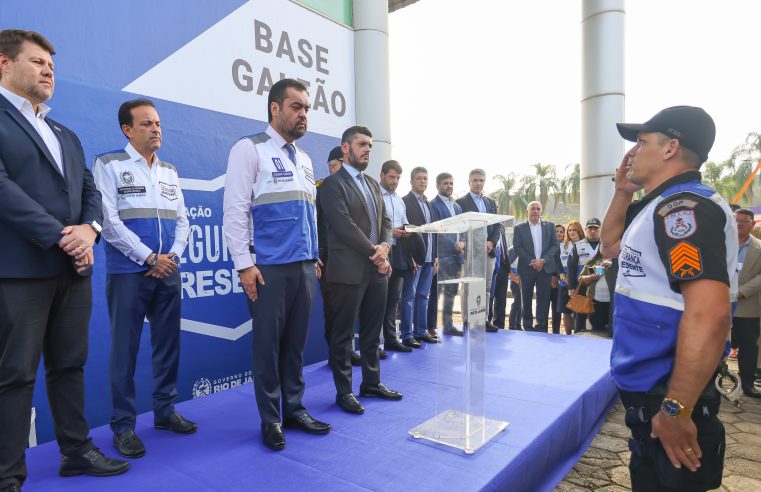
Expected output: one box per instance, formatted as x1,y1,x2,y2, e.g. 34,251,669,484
277,112,307,140
439,188,452,198
348,150,369,171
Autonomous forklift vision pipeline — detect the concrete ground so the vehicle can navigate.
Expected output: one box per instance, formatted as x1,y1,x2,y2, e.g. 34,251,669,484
554,333,761,492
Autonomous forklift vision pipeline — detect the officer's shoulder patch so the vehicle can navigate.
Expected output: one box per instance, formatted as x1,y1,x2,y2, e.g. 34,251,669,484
669,241,703,279
657,198,699,216
663,209,697,239
315,178,324,188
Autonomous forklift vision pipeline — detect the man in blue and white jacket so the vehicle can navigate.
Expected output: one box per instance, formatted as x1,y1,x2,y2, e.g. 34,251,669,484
223,79,329,451
601,106,737,491
93,99,194,459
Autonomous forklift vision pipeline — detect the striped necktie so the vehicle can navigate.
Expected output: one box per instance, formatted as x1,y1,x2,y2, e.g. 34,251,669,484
284,143,297,165
356,174,379,244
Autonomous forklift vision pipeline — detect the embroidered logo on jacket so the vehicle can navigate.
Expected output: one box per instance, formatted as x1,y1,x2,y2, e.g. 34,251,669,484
664,210,697,239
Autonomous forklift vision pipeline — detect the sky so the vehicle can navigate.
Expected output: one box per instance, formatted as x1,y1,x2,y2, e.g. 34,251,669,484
387,0,761,197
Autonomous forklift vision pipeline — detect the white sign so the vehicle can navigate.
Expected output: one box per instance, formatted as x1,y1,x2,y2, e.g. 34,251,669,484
123,0,355,138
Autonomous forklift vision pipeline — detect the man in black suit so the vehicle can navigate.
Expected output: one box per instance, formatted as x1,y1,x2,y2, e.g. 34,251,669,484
456,168,501,331
320,126,403,414
400,167,439,344
0,29,129,489
512,201,559,332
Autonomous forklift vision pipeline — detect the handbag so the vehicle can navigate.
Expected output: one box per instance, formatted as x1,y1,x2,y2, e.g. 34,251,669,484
566,286,594,314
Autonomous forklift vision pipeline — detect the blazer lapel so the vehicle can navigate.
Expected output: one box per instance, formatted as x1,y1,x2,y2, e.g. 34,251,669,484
743,239,761,281
339,167,375,230
0,95,62,177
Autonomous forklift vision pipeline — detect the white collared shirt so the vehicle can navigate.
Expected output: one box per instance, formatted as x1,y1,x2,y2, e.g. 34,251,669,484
438,194,457,217
0,86,63,174
381,187,408,245
529,219,543,259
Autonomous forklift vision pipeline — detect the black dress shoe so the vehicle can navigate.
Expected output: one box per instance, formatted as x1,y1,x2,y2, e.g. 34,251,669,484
443,326,464,336
743,386,761,399
350,351,362,366
359,382,403,400
113,430,146,458
379,348,388,359
283,413,331,434
402,338,422,348
336,393,365,414
485,321,499,332
155,412,197,434
59,448,130,477
261,422,285,450
385,340,413,352
414,333,438,344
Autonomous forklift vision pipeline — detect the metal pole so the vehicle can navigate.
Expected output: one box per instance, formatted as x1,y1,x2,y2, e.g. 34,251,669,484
353,0,392,178
581,0,625,222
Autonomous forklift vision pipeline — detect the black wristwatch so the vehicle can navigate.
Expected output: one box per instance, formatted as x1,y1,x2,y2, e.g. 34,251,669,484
147,253,158,267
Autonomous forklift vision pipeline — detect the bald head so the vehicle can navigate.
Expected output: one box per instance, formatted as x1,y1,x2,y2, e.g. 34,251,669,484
527,201,542,224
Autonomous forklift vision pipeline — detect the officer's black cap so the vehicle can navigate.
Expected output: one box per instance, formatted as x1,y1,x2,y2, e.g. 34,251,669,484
327,146,343,163
616,106,716,164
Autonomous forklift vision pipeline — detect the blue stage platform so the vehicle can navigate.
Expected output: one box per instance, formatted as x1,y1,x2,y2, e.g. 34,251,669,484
23,331,617,492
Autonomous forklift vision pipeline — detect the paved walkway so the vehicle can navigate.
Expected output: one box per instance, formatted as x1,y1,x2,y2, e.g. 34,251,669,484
555,342,761,492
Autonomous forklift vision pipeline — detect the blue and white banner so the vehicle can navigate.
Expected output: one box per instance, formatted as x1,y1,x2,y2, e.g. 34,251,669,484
1,0,353,444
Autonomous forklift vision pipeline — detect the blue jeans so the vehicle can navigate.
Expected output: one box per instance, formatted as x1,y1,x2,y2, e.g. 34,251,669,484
400,262,434,339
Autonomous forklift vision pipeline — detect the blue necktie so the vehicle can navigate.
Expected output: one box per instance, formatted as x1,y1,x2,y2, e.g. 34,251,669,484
284,143,297,165
356,174,379,244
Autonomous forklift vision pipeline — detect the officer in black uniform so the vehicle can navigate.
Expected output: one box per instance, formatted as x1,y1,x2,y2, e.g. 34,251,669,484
601,106,737,491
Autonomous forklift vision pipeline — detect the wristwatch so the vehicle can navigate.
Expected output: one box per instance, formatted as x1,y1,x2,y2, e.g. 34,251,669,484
89,220,102,234
146,253,158,267
661,397,693,418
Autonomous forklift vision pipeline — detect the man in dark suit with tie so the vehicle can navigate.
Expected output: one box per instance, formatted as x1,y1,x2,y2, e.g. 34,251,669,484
430,173,465,335
0,29,129,490
320,126,403,415
456,168,501,331
512,201,559,332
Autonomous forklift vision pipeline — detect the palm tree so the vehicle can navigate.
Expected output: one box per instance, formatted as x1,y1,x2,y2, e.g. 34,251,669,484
491,173,519,216
532,163,556,209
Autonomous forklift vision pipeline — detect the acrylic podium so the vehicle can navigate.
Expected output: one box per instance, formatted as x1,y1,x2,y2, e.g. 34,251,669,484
405,211,513,454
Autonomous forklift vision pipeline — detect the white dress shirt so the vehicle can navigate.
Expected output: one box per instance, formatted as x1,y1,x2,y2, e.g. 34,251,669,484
0,86,63,174
381,187,408,245
529,220,543,260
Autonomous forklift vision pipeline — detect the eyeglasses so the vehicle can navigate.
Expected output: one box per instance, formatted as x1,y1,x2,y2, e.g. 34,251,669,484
736,219,753,224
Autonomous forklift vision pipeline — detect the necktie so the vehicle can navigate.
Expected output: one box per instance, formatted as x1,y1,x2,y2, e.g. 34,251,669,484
356,174,379,244
284,143,297,165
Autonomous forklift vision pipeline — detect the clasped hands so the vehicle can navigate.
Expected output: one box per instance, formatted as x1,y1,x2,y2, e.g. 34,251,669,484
369,243,392,276
59,225,96,274
529,258,544,271
145,253,179,279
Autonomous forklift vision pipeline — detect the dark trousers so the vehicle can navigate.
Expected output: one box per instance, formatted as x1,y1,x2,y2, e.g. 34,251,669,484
731,317,760,387
621,388,724,491
328,266,387,395
0,271,94,488
549,286,560,333
319,275,332,347
427,273,438,330
575,299,611,332
437,258,462,328
508,278,522,329
491,259,509,328
382,267,405,343
249,262,314,424
519,268,552,331
107,271,181,434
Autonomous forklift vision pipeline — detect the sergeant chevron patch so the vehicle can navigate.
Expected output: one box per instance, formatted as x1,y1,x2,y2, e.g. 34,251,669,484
669,241,703,279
